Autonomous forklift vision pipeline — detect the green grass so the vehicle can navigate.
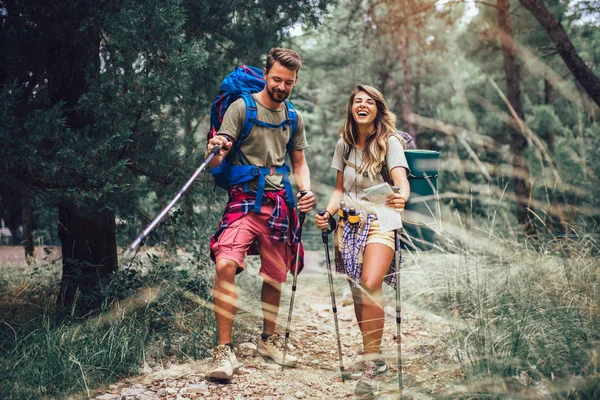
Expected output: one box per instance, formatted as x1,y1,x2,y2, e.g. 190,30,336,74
0,228,271,400
0,246,223,400
398,223,600,398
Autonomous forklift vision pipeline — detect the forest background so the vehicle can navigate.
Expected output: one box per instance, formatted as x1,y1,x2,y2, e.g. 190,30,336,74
1,0,599,398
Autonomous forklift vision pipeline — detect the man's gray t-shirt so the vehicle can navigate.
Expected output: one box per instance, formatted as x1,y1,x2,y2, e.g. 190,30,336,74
218,94,307,191
331,135,409,212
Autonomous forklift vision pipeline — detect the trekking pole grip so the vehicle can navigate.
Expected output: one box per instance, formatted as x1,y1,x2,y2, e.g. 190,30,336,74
318,210,336,242
297,190,309,225
208,144,221,157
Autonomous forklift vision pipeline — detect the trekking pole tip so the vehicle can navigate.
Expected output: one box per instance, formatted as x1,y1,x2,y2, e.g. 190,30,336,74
125,237,143,256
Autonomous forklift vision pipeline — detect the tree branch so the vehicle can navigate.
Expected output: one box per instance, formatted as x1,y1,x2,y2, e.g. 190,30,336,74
520,0,600,109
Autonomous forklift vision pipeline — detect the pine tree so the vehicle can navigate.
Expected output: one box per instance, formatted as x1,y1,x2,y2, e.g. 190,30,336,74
0,0,332,312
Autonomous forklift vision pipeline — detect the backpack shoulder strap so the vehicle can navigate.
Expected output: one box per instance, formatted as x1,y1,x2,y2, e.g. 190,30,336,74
224,93,257,164
285,100,298,134
342,143,355,170
239,93,257,141
380,133,397,184
283,100,298,153
381,131,414,184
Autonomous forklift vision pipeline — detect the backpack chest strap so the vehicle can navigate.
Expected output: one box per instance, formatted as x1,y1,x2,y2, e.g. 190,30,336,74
250,118,295,131
228,165,295,213
253,166,294,213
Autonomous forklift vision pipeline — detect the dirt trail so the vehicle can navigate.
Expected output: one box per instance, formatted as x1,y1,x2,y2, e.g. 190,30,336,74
87,250,459,400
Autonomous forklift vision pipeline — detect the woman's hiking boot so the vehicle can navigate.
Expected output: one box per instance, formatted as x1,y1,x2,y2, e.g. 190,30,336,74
256,332,298,367
344,353,388,380
354,360,379,399
206,344,241,381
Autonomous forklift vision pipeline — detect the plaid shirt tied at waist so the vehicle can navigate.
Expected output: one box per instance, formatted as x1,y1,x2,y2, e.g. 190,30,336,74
209,186,304,273
335,210,398,289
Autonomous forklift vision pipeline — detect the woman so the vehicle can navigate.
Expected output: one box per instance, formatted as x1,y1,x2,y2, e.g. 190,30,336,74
314,84,410,398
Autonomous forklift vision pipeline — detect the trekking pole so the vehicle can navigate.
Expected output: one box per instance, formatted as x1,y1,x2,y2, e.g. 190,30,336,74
392,187,404,394
319,211,347,382
125,146,221,255
282,190,308,371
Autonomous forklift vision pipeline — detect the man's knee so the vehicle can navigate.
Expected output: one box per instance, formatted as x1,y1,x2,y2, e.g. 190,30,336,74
215,258,238,281
262,275,281,288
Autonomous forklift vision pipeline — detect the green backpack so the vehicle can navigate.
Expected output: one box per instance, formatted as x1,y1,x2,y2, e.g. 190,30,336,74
402,149,440,251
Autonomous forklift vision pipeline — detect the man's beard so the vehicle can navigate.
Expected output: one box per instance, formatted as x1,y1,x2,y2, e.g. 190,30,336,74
267,86,290,103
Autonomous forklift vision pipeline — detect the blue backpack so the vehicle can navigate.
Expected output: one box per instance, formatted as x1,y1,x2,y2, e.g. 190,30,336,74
208,65,298,213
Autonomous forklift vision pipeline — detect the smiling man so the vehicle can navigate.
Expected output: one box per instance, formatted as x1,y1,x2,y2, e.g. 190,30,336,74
205,48,316,381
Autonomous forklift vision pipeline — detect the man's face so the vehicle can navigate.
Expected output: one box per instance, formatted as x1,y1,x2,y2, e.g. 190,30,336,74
264,61,298,104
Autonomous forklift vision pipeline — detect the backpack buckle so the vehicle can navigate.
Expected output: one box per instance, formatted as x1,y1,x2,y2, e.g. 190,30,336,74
269,166,277,175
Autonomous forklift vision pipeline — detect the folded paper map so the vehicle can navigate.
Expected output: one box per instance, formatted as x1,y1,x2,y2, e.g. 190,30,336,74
363,182,402,232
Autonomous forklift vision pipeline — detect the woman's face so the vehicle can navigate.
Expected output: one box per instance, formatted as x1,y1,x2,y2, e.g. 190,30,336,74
351,91,378,127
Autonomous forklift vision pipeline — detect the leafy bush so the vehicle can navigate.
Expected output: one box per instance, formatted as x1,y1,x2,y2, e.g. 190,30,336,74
0,243,233,400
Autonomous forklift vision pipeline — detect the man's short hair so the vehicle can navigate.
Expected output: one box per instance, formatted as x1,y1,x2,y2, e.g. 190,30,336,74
265,48,302,74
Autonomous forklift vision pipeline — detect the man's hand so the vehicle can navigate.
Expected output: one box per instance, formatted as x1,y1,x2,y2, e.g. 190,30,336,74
297,190,315,213
207,135,232,158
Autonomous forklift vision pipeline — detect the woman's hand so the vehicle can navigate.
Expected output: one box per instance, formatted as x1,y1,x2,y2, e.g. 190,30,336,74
386,192,406,212
314,210,331,230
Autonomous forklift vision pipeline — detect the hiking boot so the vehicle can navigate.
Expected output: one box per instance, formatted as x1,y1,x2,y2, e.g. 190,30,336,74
354,360,379,399
345,353,388,380
206,344,241,381
256,333,298,367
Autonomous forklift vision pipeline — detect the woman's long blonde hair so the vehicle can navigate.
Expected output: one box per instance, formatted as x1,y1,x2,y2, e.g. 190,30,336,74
340,84,397,179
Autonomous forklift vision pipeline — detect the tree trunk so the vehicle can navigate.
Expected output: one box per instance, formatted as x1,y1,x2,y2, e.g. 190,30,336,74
58,203,118,307
543,78,556,153
415,81,421,113
20,185,35,261
544,77,553,105
520,0,600,109
182,110,195,226
398,27,416,140
44,4,117,309
498,0,536,236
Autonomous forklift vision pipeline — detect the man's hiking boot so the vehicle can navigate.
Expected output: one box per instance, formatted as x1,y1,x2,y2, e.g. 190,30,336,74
206,344,242,381
344,353,388,380
256,333,298,367
354,360,379,399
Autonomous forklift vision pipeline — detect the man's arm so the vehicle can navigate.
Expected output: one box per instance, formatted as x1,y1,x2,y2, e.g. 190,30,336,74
289,149,315,213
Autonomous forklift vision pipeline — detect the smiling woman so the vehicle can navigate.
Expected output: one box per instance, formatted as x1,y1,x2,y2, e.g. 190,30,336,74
314,84,412,398
353,92,377,126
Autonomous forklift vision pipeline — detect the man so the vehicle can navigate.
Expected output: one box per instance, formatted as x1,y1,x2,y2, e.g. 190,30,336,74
205,47,315,381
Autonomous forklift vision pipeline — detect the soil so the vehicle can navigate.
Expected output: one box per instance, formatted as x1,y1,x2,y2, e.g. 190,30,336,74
0,245,61,264
81,250,461,400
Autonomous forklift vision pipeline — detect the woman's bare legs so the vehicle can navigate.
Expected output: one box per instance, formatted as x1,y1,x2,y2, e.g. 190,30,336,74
351,243,394,360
